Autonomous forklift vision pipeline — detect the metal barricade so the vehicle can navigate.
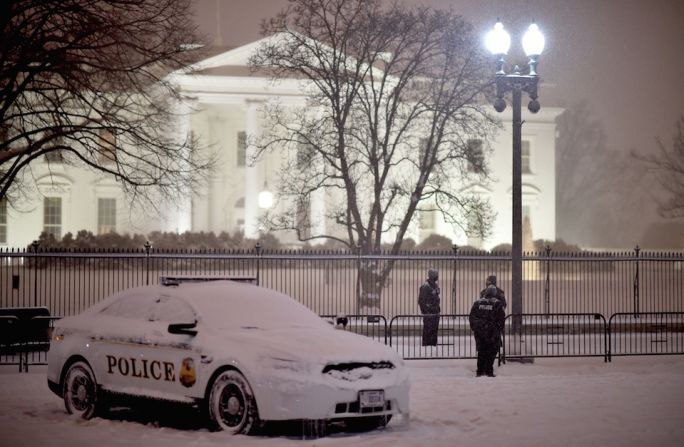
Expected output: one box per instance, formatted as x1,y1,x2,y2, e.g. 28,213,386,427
0,315,22,370
20,315,61,371
502,313,608,362
388,314,475,360
0,313,61,371
608,312,684,361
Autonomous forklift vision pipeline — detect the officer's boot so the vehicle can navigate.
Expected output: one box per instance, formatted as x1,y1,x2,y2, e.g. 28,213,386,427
476,352,485,377
485,351,496,377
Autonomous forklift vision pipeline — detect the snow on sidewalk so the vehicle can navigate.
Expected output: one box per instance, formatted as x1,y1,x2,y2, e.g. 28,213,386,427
1,356,683,447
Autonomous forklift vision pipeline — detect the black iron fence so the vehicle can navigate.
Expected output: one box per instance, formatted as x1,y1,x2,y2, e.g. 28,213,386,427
1,245,683,370
2,245,683,318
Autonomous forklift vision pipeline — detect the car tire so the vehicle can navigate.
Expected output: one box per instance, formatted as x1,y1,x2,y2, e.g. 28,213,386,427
208,370,259,434
344,415,392,432
63,361,99,419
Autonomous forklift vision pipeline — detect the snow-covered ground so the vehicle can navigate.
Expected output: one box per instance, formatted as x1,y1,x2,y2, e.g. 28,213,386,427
1,356,683,447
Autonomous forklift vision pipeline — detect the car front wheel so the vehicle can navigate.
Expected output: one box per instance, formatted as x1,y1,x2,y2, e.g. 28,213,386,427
63,361,98,419
208,370,259,434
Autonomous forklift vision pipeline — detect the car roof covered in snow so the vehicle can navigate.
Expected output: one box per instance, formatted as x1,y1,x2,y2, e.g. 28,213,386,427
86,280,329,331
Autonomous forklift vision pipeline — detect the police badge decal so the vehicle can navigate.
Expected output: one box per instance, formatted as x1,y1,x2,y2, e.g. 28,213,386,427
179,358,196,387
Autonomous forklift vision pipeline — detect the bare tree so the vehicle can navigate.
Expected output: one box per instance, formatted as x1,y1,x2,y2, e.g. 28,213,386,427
0,0,214,208
251,0,497,308
634,117,684,219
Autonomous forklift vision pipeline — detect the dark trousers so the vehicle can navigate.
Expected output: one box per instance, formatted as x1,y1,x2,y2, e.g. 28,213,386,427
476,349,498,374
422,314,440,346
474,333,500,374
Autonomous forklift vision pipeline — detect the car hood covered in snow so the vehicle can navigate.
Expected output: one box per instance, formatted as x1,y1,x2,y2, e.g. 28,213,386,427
205,324,399,366
187,281,401,365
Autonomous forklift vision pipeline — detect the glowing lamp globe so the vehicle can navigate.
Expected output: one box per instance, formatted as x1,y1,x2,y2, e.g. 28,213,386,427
258,189,273,209
485,21,511,56
522,23,545,57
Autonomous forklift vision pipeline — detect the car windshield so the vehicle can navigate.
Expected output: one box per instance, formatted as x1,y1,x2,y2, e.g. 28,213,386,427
179,281,330,331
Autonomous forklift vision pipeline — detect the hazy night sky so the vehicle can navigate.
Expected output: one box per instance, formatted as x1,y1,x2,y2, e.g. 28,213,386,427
194,0,683,153
193,0,684,246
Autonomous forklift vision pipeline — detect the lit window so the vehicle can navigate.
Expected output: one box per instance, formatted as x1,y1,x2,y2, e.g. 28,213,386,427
521,140,532,173
97,198,116,234
234,198,245,233
237,132,246,167
98,128,117,164
0,199,7,243
522,205,533,249
43,197,62,239
467,139,484,173
522,205,533,234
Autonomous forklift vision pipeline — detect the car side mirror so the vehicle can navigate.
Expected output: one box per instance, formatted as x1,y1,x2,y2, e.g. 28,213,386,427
168,322,198,336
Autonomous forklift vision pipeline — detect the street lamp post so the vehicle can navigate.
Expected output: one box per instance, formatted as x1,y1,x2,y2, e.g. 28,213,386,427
486,21,545,338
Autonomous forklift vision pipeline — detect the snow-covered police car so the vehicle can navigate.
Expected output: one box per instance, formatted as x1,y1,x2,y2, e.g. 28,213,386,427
47,280,409,434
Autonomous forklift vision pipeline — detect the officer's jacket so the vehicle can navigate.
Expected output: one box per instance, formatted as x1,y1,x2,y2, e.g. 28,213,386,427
468,295,505,340
479,286,507,309
418,280,440,314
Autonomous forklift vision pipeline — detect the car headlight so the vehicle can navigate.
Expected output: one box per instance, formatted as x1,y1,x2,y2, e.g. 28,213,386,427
52,329,65,342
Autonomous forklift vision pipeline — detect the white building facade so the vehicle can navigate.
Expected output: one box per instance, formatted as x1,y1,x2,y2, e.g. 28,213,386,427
2,38,561,250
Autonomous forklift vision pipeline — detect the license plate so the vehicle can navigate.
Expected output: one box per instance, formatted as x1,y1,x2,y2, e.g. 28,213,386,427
359,390,384,408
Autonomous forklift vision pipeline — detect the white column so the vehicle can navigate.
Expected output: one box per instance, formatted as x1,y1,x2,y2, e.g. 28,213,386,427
310,187,326,243
208,113,224,232
309,106,326,243
175,98,193,234
244,100,260,239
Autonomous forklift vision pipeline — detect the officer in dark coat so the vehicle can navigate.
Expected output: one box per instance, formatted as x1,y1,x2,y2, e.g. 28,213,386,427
418,268,440,346
469,281,506,376
480,275,506,309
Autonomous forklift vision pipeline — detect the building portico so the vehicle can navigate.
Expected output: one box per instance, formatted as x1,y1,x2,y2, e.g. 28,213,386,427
2,36,561,250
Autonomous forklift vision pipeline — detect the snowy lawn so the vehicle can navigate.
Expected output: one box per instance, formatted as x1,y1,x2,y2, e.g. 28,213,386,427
1,356,683,447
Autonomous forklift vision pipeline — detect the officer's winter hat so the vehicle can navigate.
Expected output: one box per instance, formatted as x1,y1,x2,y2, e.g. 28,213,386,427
485,284,498,297
486,275,497,286
428,268,438,281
